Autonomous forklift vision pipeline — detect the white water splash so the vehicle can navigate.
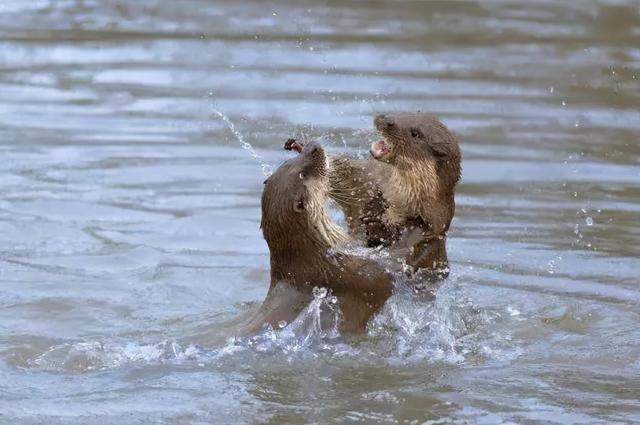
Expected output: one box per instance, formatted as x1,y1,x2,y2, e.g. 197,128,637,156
26,340,202,372
21,279,513,372
278,286,342,349
212,110,273,177
236,286,343,356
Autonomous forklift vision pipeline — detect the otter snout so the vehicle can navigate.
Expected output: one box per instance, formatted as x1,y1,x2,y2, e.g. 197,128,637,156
300,141,327,177
303,141,321,155
302,141,324,159
371,115,395,162
374,114,396,131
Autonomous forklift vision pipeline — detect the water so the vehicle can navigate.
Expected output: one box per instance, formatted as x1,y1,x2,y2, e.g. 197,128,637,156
1,0,639,423
211,110,273,177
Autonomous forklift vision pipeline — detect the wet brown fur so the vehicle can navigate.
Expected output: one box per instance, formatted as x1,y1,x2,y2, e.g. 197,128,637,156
285,139,390,239
371,112,461,273
284,113,461,276
245,142,394,334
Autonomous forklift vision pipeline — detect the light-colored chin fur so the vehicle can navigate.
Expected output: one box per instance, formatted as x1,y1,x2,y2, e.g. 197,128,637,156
305,164,348,248
381,133,440,221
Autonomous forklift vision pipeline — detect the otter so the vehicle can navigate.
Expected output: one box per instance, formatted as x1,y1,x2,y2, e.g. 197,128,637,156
284,112,461,276
284,138,390,240
245,142,394,334
368,112,462,273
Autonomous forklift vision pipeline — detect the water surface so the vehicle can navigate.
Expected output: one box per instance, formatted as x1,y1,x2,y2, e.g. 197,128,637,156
1,1,639,423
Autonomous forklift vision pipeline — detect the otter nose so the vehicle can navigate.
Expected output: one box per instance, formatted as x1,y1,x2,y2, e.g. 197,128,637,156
304,141,322,155
374,113,395,129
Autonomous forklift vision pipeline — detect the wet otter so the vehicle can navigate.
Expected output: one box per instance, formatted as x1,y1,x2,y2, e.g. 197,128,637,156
245,142,394,334
285,112,461,276
368,112,461,273
284,138,390,240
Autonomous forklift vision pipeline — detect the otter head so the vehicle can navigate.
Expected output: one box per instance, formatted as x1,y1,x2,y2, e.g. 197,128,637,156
261,142,346,257
371,112,461,191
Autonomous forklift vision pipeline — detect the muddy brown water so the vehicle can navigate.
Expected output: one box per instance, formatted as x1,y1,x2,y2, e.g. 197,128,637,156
0,1,639,424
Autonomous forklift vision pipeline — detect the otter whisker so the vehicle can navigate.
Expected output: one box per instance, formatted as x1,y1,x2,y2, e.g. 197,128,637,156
327,192,362,206
327,186,365,196
328,188,361,196
328,195,360,205
327,185,362,192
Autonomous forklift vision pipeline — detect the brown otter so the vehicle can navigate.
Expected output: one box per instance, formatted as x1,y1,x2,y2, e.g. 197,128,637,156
284,112,461,276
284,138,390,241
368,112,461,273
245,142,394,334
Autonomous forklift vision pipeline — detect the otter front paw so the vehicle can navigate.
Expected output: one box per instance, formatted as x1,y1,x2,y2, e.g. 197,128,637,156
360,196,395,247
362,216,389,247
284,138,304,153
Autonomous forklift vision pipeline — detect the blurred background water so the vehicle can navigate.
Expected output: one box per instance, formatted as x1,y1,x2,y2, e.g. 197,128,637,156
0,0,639,423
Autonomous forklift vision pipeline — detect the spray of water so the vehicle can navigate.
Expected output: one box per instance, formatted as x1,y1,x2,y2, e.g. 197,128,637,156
212,110,273,177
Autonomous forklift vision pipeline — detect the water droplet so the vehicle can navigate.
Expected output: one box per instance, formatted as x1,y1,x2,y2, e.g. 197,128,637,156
212,110,273,177
549,87,554,93
272,12,278,16
562,100,566,106
312,286,327,298
585,217,593,226
278,320,287,329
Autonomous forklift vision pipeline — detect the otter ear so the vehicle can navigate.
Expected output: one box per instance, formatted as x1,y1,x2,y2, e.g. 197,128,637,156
294,197,305,213
430,142,449,158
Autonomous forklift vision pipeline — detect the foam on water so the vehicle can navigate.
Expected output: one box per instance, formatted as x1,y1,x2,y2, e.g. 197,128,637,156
18,271,516,373
25,340,202,373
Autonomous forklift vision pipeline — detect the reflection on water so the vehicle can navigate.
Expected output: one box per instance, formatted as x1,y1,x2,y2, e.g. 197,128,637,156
0,0,639,423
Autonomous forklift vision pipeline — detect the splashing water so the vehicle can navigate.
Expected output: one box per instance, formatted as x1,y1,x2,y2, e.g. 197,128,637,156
237,286,343,355
212,110,273,177
23,340,202,373
16,278,512,373
282,287,342,348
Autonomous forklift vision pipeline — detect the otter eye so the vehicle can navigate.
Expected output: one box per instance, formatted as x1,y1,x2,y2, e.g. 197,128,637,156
294,198,305,213
410,128,423,138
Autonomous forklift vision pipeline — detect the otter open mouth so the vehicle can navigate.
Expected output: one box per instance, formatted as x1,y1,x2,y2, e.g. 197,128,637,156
370,139,393,161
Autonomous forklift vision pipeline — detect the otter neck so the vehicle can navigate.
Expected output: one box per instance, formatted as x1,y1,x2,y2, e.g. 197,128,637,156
266,217,345,287
389,155,440,213
269,243,335,288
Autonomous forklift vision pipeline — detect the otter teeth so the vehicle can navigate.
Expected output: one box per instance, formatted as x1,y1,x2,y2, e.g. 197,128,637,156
370,139,391,160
